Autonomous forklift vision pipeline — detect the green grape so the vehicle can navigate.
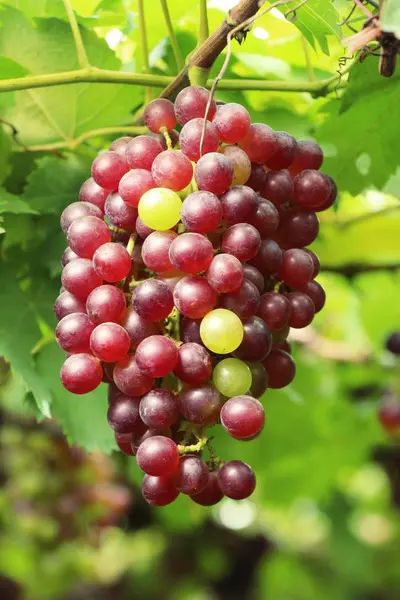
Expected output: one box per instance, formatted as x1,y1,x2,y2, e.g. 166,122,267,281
200,308,244,354
139,187,182,230
213,358,252,397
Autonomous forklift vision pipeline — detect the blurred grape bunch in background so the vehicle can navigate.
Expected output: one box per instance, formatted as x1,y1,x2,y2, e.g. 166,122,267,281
0,0,399,598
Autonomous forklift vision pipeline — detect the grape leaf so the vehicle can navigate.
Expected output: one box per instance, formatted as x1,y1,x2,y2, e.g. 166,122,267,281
35,342,116,453
0,264,52,417
22,153,92,214
0,188,38,214
0,6,143,146
380,0,400,39
316,61,400,194
0,129,11,185
271,0,342,55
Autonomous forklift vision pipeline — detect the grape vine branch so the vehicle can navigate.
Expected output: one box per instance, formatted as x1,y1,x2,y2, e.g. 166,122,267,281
0,0,349,98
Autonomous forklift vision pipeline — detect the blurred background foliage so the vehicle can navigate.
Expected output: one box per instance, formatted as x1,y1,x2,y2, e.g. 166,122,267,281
0,0,399,598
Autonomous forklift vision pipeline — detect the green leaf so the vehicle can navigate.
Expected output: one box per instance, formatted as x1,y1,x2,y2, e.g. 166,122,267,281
272,0,342,55
22,153,92,214
0,128,11,185
0,187,38,214
380,0,400,39
0,6,143,146
316,61,400,194
35,342,115,453
0,264,52,416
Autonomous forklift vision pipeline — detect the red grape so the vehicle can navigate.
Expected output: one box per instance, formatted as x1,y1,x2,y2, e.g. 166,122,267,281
144,98,176,132
86,285,126,324
221,185,258,225
242,264,264,294
180,317,202,344
93,242,131,282
238,123,277,164
179,385,222,426
207,254,243,293
174,343,212,385
220,279,260,320
109,136,132,156
132,279,174,322
247,198,279,238
176,455,209,495
174,86,216,125
142,474,179,506
248,362,268,398
248,239,282,276
151,150,193,191
61,246,78,266
79,178,110,212
261,170,294,207
190,471,223,506
139,388,179,429
181,191,222,233
286,291,315,328
169,233,214,274
125,135,163,170
136,335,178,378
258,292,291,331
179,118,220,162
107,395,144,434
194,152,233,195
220,395,265,439
234,316,272,362
213,102,251,143
54,291,86,321
293,170,331,209
91,151,129,189
245,163,267,192
218,460,256,500
105,193,138,230
142,230,177,273
120,308,159,349
67,216,111,259
136,216,154,239
90,322,130,362
278,210,319,248
115,431,135,455
265,131,297,170
222,223,261,262
62,258,103,300
118,169,155,208
301,280,326,313
60,353,103,394
61,201,103,234
136,435,179,476
277,248,314,289
303,249,320,277
56,312,95,354
173,276,217,318
263,349,295,388
289,139,323,176
113,354,154,397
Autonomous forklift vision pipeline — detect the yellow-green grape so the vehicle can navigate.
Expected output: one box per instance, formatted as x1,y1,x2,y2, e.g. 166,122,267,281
219,145,251,185
200,309,244,354
139,188,182,230
213,358,252,397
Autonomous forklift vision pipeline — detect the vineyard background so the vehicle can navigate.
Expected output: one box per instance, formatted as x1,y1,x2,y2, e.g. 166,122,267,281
0,1,399,599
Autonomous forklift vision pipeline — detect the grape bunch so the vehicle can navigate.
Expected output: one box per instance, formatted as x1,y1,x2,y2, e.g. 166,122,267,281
54,86,336,507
